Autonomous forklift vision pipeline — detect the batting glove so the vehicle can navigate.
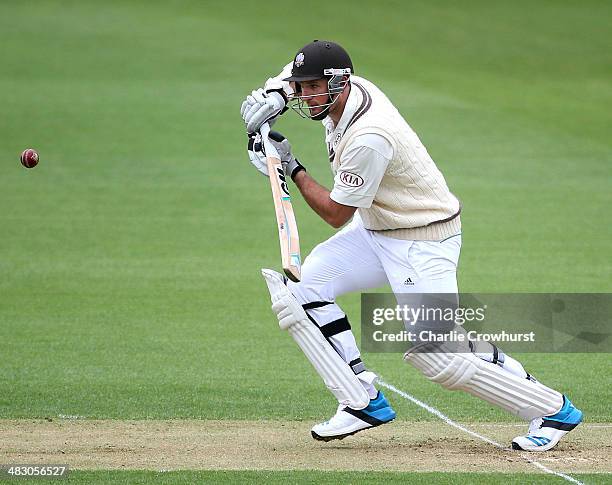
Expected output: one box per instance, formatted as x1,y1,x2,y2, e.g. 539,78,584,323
241,88,286,134
247,132,269,177
267,131,306,181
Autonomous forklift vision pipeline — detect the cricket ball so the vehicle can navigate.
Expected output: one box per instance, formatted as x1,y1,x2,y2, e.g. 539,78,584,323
20,148,39,168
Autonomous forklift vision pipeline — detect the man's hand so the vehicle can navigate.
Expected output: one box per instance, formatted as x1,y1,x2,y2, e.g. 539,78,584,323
247,130,305,179
266,131,306,180
247,132,269,176
241,88,286,134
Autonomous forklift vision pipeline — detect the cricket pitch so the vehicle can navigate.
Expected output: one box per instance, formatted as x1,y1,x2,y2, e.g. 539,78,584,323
1,420,609,474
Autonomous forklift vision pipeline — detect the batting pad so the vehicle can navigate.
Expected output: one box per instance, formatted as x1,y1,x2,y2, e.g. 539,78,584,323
404,344,563,421
262,269,370,410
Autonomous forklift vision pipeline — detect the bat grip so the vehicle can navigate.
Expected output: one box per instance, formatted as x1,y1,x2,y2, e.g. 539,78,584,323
259,123,281,160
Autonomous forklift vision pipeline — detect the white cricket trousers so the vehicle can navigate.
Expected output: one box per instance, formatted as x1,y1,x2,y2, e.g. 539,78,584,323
287,216,461,394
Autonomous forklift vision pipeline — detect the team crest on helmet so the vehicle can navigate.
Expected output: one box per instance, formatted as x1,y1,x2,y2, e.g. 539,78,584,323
294,52,305,67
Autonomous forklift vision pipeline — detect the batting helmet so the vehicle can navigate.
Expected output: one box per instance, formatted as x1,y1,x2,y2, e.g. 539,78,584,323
284,40,353,120
284,40,353,82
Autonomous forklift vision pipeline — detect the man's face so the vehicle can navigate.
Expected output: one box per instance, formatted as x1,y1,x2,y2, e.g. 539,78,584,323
298,78,330,118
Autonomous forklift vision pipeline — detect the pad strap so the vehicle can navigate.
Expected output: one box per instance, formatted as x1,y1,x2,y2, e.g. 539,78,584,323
405,344,563,421
262,269,370,410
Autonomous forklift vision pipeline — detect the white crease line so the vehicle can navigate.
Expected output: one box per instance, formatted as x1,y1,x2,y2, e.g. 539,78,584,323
378,379,584,485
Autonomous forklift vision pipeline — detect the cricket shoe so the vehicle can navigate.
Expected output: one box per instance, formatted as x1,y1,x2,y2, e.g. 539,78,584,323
512,395,583,451
311,391,396,442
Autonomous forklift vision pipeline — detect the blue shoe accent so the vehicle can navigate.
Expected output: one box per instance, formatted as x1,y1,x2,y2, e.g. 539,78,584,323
542,395,583,430
312,391,396,442
526,436,543,446
527,436,551,447
342,391,396,426
360,391,396,423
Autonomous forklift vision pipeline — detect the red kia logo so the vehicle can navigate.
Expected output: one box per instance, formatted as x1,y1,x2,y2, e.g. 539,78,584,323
339,171,364,187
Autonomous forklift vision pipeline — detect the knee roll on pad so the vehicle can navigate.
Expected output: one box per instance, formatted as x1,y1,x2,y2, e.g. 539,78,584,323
404,344,563,420
262,269,370,410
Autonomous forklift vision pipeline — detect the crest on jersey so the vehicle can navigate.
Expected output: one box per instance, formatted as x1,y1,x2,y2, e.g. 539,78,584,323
294,52,305,67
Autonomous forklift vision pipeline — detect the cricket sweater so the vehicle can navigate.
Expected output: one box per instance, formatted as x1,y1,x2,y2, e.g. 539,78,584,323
331,77,461,241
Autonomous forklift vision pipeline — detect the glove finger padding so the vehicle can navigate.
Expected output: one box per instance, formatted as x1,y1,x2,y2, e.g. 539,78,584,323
240,99,250,117
267,131,291,159
251,88,267,104
248,104,275,130
247,132,269,176
244,103,262,127
244,91,286,134
267,131,306,180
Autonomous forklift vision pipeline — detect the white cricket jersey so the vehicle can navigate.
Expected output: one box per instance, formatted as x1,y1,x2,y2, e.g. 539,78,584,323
265,67,461,241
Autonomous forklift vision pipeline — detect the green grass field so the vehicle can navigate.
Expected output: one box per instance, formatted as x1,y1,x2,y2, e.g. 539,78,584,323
1,471,608,485
1,0,610,483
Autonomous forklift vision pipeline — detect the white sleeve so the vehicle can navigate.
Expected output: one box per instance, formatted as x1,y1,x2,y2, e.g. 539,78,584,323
330,134,393,208
263,62,295,98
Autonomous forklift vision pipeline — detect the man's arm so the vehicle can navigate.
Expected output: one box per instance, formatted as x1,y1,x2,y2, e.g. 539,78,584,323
296,135,392,229
260,132,391,230
293,170,357,228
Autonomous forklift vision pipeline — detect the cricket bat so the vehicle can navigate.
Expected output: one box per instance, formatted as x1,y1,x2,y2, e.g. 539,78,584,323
260,123,301,282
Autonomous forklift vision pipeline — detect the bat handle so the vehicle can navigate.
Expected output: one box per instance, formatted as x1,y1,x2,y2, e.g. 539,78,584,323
259,123,281,160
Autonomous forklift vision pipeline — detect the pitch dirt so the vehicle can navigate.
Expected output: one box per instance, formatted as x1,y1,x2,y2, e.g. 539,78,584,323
1,420,609,474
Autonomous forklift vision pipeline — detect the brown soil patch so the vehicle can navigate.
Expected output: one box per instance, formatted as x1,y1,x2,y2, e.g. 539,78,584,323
0,420,609,474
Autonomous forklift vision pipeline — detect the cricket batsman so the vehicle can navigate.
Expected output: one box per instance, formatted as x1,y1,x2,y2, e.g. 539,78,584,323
240,40,582,451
